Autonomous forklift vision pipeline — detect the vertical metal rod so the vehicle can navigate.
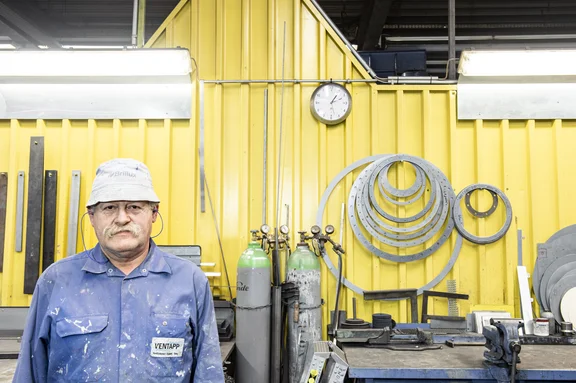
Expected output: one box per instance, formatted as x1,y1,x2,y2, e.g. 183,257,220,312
284,204,290,280
199,80,206,213
262,89,268,225
15,171,25,252
0,172,7,272
137,0,146,47
131,0,138,46
275,22,287,231
352,297,357,319
517,229,523,266
66,171,81,257
448,0,456,79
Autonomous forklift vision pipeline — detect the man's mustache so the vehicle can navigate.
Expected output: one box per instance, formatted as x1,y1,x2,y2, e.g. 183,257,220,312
103,223,142,238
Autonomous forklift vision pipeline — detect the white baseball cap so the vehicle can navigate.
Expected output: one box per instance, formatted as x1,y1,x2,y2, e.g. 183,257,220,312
86,158,160,207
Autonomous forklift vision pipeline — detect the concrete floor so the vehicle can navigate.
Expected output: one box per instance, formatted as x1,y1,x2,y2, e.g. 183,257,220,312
0,360,17,383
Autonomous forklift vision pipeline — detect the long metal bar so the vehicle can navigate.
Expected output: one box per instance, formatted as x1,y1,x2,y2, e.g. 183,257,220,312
308,0,377,78
66,171,81,257
42,170,57,271
131,0,138,46
0,172,7,272
275,22,287,232
24,137,44,294
202,78,457,85
262,89,268,225
137,0,146,47
15,171,24,252
199,80,206,213
448,0,457,79
517,229,523,266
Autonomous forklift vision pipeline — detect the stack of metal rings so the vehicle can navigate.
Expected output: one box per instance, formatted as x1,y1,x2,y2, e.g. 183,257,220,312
316,154,512,296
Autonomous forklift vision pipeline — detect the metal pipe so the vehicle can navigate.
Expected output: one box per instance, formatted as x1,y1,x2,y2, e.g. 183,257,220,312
383,22,576,29
137,0,146,47
204,79,378,84
388,34,576,42
131,0,138,47
270,286,282,383
202,78,457,85
199,81,206,213
308,0,377,78
448,0,456,79
262,89,268,226
275,22,287,233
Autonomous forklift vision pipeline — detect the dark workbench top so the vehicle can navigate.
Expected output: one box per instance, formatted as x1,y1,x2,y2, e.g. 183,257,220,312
344,344,576,381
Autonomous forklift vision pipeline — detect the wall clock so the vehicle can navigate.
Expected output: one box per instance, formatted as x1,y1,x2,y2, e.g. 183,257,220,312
310,82,352,125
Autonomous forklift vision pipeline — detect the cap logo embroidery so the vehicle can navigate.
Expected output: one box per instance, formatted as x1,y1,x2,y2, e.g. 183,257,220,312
108,171,136,178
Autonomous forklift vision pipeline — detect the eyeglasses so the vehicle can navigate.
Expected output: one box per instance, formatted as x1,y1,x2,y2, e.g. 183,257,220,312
94,202,152,217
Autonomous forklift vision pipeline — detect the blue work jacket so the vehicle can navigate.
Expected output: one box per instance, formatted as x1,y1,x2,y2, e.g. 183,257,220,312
13,240,225,382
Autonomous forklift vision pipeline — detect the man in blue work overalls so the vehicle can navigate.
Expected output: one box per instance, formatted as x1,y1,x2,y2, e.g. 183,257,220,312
14,158,225,382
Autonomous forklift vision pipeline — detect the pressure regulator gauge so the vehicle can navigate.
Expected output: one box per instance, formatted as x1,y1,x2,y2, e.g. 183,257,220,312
310,82,352,125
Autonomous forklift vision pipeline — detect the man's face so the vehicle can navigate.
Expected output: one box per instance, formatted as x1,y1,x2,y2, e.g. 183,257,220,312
89,200,158,259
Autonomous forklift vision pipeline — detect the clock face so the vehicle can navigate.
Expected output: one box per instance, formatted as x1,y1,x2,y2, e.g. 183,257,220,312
310,83,352,125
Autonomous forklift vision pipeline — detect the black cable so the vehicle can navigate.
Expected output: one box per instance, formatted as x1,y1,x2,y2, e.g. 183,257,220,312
151,211,164,239
80,212,89,252
331,247,344,335
204,174,234,301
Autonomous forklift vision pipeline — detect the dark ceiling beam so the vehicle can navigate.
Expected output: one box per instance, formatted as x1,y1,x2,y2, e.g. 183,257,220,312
356,0,393,50
0,1,61,47
0,20,36,48
385,15,576,24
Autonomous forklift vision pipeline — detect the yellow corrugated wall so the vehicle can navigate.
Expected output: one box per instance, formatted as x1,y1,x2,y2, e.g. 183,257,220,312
1,0,576,334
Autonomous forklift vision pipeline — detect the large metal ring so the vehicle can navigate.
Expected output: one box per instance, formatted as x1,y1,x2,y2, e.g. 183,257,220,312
316,154,463,296
453,184,513,245
349,154,455,262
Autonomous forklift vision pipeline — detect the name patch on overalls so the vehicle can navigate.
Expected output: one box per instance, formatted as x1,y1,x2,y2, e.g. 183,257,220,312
150,337,185,357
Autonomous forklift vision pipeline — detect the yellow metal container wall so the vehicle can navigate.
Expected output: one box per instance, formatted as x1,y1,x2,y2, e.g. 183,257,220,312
0,0,575,335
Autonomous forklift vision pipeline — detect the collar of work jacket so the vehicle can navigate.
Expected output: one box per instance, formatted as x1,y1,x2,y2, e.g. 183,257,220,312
81,239,172,276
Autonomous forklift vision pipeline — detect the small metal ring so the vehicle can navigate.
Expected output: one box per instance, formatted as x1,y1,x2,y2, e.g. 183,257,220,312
464,189,498,218
453,184,513,245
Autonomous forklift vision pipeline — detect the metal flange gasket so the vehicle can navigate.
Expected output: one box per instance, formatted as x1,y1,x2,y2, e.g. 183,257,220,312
465,189,498,218
453,184,512,245
349,154,454,263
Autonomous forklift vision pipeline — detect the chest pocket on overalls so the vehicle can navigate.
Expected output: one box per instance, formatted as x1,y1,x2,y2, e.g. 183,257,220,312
55,315,109,382
146,313,194,377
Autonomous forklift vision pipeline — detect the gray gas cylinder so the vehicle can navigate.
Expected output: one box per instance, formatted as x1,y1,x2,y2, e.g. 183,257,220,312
287,242,322,383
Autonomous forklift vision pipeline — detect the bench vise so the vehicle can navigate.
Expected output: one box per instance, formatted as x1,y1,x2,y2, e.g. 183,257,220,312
483,318,523,383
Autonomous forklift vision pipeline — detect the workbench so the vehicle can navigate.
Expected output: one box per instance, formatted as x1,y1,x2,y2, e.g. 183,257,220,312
344,344,576,382
0,340,235,382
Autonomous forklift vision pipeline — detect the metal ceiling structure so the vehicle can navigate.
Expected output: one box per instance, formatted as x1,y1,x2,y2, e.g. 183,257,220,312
317,0,576,76
0,0,178,48
0,0,575,75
